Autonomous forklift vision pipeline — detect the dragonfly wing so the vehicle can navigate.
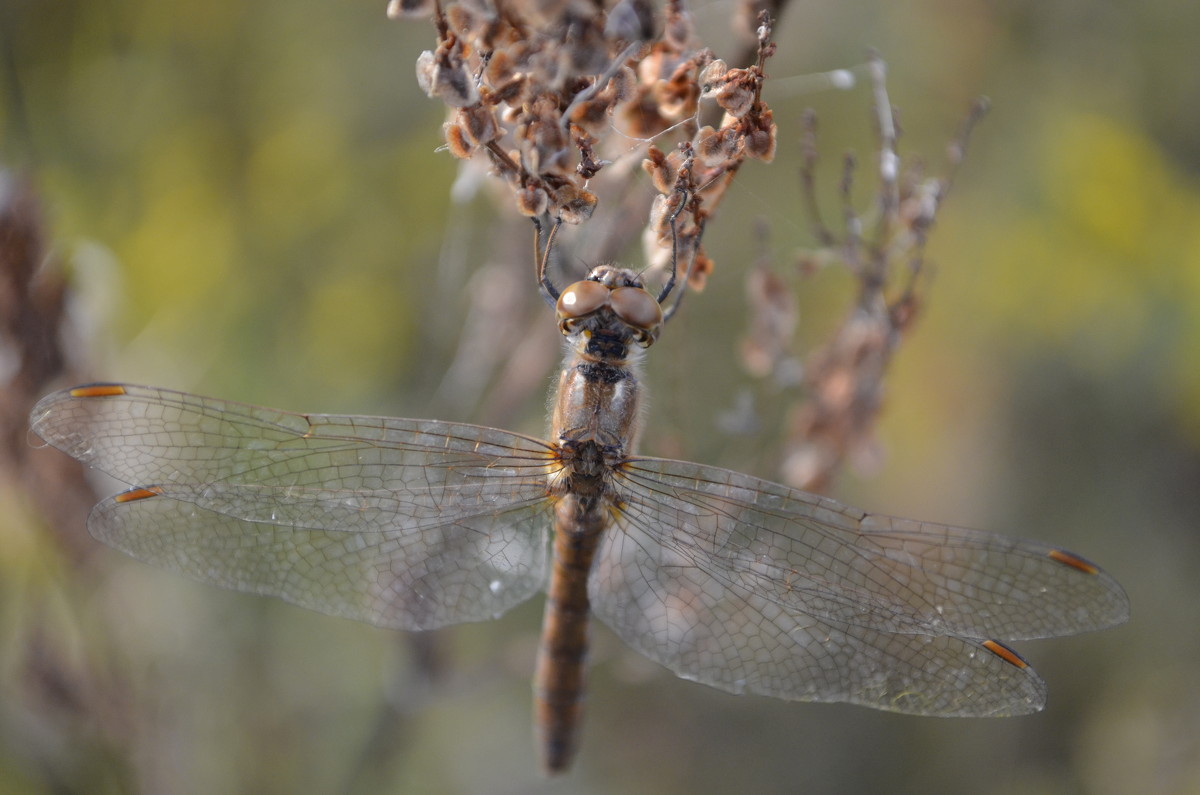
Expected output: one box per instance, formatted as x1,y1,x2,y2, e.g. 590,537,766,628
31,384,557,629
88,488,551,629
592,528,1046,715
588,455,1129,715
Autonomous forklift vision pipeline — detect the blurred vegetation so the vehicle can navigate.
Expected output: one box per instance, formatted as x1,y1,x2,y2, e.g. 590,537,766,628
2,0,1199,793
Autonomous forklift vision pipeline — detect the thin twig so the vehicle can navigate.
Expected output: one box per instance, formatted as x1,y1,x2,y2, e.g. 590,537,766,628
839,152,862,276
867,51,899,223
798,109,835,246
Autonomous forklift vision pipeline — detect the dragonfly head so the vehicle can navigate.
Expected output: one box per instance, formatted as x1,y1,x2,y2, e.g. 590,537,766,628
555,265,663,348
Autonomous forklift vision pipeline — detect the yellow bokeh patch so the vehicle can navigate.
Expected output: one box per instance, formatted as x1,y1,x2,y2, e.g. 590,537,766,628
245,111,351,246
948,109,1200,439
119,120,238,338
298,270,413,396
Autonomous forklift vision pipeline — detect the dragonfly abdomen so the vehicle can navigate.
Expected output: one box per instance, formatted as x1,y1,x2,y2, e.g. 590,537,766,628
534,495,606,774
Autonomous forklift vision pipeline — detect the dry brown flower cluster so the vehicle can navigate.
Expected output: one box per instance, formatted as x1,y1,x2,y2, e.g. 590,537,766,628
390,0,779,289
775,63,990,492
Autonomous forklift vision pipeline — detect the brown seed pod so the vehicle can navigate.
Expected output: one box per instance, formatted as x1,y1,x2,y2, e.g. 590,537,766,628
642,146,676,194
386,0,434,19
744,108,777,162
460,105,500,146
432,52,479,108
555,186,598,224
515,184,550,217
443,122,475,159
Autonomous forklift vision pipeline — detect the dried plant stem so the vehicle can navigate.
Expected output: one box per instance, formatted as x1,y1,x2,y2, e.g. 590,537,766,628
772,56,988,492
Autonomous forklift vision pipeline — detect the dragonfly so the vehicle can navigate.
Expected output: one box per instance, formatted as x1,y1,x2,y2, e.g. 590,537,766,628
29,211,1129,775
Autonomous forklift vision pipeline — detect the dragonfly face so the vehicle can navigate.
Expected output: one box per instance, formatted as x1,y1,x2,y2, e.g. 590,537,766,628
554,265,664,346
29,256,1129,775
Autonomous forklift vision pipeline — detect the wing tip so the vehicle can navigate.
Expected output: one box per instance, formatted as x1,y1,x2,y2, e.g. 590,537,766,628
981,638,1029,670
1047,547,1099,575
113,486,165,504
69,384,129,399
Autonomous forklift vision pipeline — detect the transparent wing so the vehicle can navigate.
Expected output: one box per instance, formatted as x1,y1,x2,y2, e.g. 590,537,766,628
31,384,557,629
590,456,1130,715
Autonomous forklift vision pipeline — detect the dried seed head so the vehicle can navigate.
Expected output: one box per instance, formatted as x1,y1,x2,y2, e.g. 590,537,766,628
713,79,754,118
485,49,516,85
744,127,775,161
606,0,657,42
555,186,598,223
648,189,687,243
621,87,669,139
459,105,500,146
443,122,474,159
642,146,676,194
570,96,613,136
744,108,777,162
515,184,550,217
576,136,607,179
647,190,670,232
386,0,433,19
415,50,436,96
663,5,693,50
483,145,524,182
609,65,637,103
643,145,667,169
566,25,611,75
693,125,739,167
665,147,690,185
432,51,479,107
410,0,778,261
687,248,713,290
445,4,478,38
526,0,572,28
700,60,759,118
638,46,691,85
698,58,728,87
653,63,699,119
491,77,525,105
520,116,569,175
500,104,522,125
643,228,672,275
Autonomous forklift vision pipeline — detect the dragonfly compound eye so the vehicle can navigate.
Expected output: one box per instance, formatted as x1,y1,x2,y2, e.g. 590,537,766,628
556,279,611,320
609,286,663,334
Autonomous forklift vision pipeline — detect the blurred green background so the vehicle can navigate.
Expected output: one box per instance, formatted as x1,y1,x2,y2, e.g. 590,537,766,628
2,0,1198,793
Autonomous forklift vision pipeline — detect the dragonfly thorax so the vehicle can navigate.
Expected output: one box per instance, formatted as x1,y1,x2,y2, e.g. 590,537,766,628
549,267,648,480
